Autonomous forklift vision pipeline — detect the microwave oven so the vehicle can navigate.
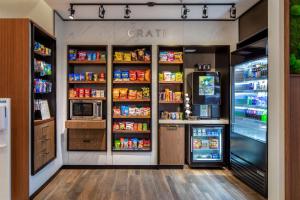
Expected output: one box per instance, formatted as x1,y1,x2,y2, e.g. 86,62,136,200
70,100,102,120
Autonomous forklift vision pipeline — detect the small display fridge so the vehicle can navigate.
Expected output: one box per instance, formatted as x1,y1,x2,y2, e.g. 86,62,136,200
187,125,225,167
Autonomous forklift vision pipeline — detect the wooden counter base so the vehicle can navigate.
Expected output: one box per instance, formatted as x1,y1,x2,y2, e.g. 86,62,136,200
65,120,106,129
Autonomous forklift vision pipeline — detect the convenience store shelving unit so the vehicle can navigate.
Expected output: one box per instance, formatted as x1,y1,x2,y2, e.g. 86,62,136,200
31,23,57,175
111,45,152,152
66,45,108,151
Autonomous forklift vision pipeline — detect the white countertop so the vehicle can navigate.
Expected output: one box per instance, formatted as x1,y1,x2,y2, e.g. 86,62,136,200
159,119,229,125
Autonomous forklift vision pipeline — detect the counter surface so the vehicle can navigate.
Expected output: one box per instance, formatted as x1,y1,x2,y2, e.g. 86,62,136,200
159,119,229,125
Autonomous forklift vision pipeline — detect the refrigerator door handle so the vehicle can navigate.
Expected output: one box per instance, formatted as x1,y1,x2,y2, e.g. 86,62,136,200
191,136,193,153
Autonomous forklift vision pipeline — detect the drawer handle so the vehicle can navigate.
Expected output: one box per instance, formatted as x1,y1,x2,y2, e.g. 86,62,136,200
83,139,91,143
166,126,178,130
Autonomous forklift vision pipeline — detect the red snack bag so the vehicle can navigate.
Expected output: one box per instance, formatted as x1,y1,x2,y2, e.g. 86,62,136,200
85,88,91,97
128,140,133,149
129,70,137,81
136,70,145,81
79,88,84,98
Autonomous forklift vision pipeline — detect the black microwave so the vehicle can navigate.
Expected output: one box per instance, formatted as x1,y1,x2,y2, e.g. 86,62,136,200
70,100,102,120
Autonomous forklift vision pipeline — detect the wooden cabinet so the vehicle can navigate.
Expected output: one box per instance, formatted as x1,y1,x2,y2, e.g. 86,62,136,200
159,125,185,165
33,120,55,172
68,129,106,151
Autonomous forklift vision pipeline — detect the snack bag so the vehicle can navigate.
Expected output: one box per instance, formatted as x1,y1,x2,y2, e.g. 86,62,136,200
68,49,77,61
145,51,151,61
121,105,129,116
137,70,145,81
159,73,164,81
129,70,137,81
142,87,150,99
78,51,87,61
129,106,136,116
113,106,121,116
119,88,128,99
131,51,138,61
119,122,126,130
174,52,183,62
113,88,120,100
136,91,143,100
175,72,183,82
113,123,120,130
174,92,182,102
120,138,125,149
159,51,168,62
133,123,138,131
126,122,134,130
121,70,129,81
124,52,131,62
128,140,133,149
167,51,175,62
128,90,137,100
138,123,143,131
114,52,124,61
142,123,148,131
114,70,122,81
115,139,121,150
137,49,145,61
138,139,144,149
145,69,151,81
132,138,138,148
163,71,172,81
124,138,129,149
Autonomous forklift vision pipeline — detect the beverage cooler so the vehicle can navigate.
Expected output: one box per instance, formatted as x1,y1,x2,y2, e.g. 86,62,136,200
230,31,268,197
187,125,225,167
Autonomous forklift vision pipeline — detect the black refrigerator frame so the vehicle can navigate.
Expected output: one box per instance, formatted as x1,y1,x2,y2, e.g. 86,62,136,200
230,29,268,197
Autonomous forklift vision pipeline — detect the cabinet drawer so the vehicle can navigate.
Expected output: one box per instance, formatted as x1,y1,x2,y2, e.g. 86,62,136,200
159,125,185,165
68,129,106,151
34,120,55,171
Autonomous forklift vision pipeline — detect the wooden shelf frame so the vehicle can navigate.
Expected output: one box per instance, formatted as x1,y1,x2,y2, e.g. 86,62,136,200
68,60,107,65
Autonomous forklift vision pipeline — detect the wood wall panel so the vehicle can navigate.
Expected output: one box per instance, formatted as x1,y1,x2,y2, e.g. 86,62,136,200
289,76,300,200
0,19,30,200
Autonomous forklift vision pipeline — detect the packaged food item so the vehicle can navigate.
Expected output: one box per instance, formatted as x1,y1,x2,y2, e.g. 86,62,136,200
159,51,168,62
138,139,144,149
86,72,93,81
119,122,126,130
79,73,85,81
74,73,80,81
113,106,121,116
68,49,77,61
93,73,98,81
78,51,87,61
79,88,85,98
145,69,151,81
114,70,122,81
69,74,74,81
167,51,175,62
131,51,138,61
99,72,105,81
171,73,176,81
159,73,164,81
120,138,125,149
87,52,93,61
114,52,124,61
100,90,105,97
121,70,129,81
142,87,150,99
91,89,97,97
124,52,131,62
142,123,148,131
175,72,183,82
130,106,138,116
128,140,133,149
174,92,182,102
113,88,120,100
135,107,142,116
115,139,121,150
96,90,101,97
145,51,151,61
126,122,134,130
174,52,183,62
101,54,106,61
163,71,172,81
124,138,129,149
136,91,143,99
128,90,137,100
121,105,129,116
96,51,101,60
133,123,138,131
132,138,138,148
119,88,128,99
137,49,145,61
129,70,137,81
113,123,120,130
69,89,77,98
136,70,145,81
144,107,151,117
84,88,90,97
138,123,143,131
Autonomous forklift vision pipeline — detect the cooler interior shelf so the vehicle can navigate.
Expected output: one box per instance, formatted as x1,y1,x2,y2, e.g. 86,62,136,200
113,60,151,64
113,99,150,102
68,80,106,84
68,60,106,65
68,97,106,100
113,81,151,84
113,130,151,134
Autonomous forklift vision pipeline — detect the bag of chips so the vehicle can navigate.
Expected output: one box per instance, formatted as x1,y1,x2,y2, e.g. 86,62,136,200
137,70,145,81
145,69,151,81
128,90,137,100
124,52,131,62
119,88,128,99
113,88,120,100
129,70,137,81
114,52,124,61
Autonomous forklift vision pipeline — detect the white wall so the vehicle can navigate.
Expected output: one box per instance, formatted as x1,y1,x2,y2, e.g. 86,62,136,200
55,19,238,166
0,0,54,34
268,0,285,199
29,14,64,196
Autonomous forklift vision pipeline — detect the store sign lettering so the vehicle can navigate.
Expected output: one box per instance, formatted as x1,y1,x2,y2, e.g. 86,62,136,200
128,29,166,38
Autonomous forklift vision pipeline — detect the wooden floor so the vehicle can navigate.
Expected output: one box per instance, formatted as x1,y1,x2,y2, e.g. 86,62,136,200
34,168,266,200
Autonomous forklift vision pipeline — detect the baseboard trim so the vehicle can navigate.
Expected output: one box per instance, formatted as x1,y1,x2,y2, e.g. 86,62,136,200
62,165,159,169
29,167,62,200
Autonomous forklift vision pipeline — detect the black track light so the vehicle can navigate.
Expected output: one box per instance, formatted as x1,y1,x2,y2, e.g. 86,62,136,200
99,5,105,19
202,5,208,19
230,5,236,18
181,5,190,19
124,5,131,19
68,5,75,20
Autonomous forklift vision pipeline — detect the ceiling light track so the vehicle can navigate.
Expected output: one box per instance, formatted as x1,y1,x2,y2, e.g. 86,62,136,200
70,2,235,7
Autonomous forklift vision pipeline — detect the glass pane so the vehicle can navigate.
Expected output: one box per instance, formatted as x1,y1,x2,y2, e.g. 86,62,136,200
192,127,223,161
232,57,268,143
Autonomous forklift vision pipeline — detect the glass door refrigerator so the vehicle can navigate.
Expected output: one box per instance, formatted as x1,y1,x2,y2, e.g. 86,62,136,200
187,125,225,167
230,30,268,197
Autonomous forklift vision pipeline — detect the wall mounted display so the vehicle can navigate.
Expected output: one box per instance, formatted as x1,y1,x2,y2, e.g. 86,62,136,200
111,46,152,152
65,45,107,151
31,24,57,175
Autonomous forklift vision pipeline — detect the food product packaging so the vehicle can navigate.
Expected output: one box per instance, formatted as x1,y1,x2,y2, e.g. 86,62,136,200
119,88,128,99
121,70,130,81
145,69,151,81
114,52,124,61
163,71,172,81
137,70,145,81
124,52,131,62
159,51,168,62
129,70,137,81
175,72,183,82
128,90,137,100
